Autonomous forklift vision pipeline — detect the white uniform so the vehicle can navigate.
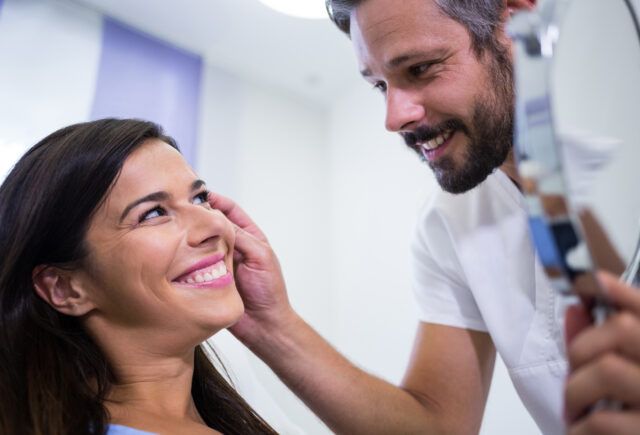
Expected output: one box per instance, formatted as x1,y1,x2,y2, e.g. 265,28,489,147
411,170,566,435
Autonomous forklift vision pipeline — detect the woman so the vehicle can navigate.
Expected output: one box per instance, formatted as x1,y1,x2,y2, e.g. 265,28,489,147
0,119,277,435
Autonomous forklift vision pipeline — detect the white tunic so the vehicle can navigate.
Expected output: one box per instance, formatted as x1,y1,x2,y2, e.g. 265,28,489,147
411,170,566,435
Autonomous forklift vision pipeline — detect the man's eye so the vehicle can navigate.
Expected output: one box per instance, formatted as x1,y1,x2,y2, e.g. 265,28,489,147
192,190,210,206
372,81,387,93
139,206,166,223
410,63,432,77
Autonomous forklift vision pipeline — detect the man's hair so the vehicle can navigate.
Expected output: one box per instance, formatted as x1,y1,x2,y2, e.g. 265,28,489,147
326,0,506,56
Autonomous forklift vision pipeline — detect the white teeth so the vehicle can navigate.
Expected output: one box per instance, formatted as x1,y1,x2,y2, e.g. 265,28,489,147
217,263,227,275
213,267,222,278
421,130,453,151
179,260,228,284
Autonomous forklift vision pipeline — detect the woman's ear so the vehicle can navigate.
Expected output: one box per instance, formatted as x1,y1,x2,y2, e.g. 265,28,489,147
32,265,96,316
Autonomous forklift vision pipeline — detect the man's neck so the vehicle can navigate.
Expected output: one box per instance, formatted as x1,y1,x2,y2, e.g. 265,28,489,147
498,151,521,190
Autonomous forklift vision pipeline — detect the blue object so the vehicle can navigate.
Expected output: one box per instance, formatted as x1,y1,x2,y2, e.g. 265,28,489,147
107,424,156,435
528,216,563,268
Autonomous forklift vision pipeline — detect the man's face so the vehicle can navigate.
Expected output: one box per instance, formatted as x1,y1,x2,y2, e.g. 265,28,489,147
350,0,514,193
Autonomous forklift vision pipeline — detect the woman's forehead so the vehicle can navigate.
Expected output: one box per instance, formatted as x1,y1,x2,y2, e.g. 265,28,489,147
116,140,194,192
96,140,198,218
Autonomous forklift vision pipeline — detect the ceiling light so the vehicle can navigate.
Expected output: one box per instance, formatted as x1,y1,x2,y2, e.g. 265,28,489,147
257,0,328,19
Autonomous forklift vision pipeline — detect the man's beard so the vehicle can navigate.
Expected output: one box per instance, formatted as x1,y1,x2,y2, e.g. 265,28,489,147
402,48,514,194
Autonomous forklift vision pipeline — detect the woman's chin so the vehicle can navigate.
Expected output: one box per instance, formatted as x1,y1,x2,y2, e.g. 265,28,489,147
196,296,245,339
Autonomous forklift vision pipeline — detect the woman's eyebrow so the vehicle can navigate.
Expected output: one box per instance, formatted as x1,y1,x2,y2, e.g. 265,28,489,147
119,191,169,223
191,179,206,191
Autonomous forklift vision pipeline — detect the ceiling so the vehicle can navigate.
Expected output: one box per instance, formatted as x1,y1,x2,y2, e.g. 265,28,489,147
73,0,362,106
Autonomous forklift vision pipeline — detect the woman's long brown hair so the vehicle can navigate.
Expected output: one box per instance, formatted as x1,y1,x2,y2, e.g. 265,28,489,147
0,119,277,435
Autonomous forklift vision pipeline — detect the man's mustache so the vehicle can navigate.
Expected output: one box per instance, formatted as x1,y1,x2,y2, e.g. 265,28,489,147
402,119,469,147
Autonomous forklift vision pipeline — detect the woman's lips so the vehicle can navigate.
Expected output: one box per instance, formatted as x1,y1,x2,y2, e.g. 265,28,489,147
172,254,233,288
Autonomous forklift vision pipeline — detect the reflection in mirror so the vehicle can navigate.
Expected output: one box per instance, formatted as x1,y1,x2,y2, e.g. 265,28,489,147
510,0,640,311
554,0,640,281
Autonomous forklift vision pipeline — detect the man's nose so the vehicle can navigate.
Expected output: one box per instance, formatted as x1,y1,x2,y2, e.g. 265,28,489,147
384,87,426,132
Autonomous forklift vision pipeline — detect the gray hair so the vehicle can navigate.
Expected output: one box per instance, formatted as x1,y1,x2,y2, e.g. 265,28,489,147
326,0,506,56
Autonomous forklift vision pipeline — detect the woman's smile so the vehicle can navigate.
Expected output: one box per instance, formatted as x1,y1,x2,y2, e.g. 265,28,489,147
172,253,233,289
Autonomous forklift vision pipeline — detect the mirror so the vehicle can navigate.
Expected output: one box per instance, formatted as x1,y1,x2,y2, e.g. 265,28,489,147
509,0,640,317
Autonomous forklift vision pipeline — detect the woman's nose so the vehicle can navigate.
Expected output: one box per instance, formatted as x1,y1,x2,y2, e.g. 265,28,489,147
384,87,427,132
184,205,230,248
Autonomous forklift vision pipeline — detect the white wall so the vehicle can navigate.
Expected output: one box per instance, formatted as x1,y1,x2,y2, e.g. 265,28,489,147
327,81,430,377
0,0,101,178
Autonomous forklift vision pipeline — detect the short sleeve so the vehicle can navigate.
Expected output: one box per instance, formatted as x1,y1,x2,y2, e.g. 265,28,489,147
411,201,488,332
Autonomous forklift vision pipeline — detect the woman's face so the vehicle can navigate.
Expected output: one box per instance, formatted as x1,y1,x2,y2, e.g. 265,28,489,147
77,139,243,350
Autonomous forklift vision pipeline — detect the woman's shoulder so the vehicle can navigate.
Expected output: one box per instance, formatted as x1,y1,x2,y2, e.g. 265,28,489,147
107,424,157,435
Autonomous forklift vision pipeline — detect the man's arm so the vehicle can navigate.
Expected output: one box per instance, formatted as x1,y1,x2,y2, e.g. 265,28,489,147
565,272,640,435
211,193,496,434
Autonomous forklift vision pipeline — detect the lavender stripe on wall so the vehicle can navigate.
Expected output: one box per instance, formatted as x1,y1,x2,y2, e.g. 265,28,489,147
91,17,202,165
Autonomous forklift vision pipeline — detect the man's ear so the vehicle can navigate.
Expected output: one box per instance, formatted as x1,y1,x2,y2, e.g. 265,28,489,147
32,265,96,316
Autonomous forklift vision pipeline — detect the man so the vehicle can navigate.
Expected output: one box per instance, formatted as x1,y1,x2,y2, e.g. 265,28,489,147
211,0,639,433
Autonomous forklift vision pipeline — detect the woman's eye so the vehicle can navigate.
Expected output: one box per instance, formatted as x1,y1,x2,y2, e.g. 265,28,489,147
139,206,166,223
193,190,210,206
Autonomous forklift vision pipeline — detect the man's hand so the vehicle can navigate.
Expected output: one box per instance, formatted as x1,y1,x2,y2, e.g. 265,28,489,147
565,272,640,434
209,192,296,346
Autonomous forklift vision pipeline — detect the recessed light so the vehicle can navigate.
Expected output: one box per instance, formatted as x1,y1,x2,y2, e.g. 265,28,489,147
257,0,328,20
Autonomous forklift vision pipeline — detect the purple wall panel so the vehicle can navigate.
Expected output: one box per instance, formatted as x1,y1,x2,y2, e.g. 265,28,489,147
0,0,4,15
91,18,202,165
